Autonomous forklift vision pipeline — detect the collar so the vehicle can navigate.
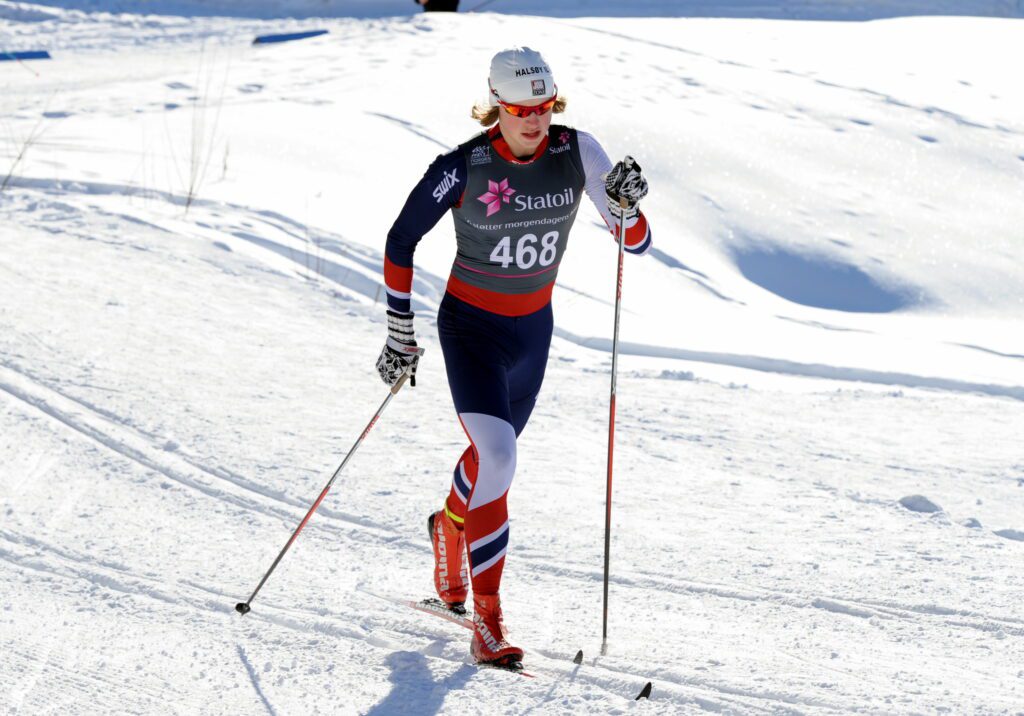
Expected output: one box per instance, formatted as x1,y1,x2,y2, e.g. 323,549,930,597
488,125,549,164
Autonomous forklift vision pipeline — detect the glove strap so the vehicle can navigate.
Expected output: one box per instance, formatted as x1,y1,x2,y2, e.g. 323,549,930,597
386,337,424,356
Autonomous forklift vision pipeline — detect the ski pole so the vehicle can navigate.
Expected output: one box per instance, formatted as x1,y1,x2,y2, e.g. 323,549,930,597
236,361,421,615
601,187,630,655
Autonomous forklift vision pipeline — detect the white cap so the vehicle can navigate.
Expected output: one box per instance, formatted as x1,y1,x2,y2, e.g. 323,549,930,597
488,46,557,106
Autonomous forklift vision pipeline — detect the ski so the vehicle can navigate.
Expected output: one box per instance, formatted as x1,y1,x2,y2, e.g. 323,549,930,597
394,595,473,630
360,589,537,676
477,659,535,678
361,589,652,695
361,588,469,624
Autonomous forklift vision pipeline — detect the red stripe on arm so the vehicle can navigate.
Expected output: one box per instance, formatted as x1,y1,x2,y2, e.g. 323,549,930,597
624,212,649,248
384,255,414,295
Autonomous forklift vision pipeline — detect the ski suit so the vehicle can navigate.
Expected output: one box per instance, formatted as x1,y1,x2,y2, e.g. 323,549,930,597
384,124,651,595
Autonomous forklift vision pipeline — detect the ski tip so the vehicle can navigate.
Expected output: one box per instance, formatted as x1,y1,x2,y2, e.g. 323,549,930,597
235,602,251,615
636,681,653,700
573,649,584,665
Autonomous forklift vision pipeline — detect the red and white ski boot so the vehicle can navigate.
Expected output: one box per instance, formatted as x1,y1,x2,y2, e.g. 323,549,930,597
428,508,468,613
471,593,524,668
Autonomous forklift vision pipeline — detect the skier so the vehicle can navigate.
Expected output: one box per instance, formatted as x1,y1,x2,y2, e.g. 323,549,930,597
376,46,652,669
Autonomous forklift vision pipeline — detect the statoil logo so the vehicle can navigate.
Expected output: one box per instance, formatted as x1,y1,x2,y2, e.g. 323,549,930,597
478,177,574,217
478,178,516,217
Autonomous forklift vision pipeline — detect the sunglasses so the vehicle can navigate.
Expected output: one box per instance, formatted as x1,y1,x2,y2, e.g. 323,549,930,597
497,95,558,118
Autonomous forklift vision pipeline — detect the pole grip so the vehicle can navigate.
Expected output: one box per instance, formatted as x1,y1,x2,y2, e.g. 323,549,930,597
390,371,410,395
390,347,423,395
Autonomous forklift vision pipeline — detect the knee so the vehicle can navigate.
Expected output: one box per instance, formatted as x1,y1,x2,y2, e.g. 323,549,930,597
483,442,516,478
460,413,517,479
469,442,516,510
460,413,519,509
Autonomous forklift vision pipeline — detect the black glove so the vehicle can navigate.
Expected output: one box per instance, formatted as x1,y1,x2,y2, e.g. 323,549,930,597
604,156,648,221
376,310,424,387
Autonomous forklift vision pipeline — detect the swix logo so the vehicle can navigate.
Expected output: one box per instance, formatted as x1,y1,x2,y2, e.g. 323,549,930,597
435,520,449,591
360,415,379,441
432,168,459,203
474,614,501,651
477,178,516,217
478,178,575,217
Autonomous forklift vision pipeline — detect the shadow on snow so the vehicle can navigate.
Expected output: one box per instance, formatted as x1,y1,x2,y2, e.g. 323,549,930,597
365,650,475,716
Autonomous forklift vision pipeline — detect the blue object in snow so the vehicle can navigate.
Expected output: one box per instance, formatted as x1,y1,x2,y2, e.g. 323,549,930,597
1,50,51,61
252,30,328,45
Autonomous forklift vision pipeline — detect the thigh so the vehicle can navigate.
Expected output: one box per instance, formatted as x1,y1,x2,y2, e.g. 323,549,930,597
507,304,554,436
438,295,514,423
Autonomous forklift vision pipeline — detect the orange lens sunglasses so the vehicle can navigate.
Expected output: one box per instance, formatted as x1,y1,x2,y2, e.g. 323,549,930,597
498,95,558,118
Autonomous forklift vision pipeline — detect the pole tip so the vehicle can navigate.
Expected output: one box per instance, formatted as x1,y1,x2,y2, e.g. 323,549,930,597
235,602,251,615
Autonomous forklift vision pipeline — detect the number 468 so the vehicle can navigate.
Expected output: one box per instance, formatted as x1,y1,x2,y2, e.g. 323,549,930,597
489,231,560,270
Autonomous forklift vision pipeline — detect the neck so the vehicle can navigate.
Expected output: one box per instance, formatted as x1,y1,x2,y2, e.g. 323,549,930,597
506,136,536,159
505,136,532,158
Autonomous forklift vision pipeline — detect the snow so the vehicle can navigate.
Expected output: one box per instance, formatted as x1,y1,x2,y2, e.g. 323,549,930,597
2,1,1024,713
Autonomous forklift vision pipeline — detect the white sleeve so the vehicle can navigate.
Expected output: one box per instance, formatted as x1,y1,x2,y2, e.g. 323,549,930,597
577,130,617,231
577,130,652,255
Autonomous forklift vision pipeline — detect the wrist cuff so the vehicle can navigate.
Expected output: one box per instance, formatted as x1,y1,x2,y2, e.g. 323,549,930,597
387,310,415,343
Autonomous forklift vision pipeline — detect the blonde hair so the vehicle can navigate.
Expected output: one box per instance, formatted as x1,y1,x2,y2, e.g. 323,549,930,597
470,96,568,127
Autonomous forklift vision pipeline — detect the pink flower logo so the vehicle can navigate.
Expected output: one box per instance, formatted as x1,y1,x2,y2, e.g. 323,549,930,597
477,178,516,217
560,131,570,145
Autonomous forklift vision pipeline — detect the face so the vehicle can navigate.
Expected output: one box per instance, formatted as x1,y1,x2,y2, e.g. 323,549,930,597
496,96,555,158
